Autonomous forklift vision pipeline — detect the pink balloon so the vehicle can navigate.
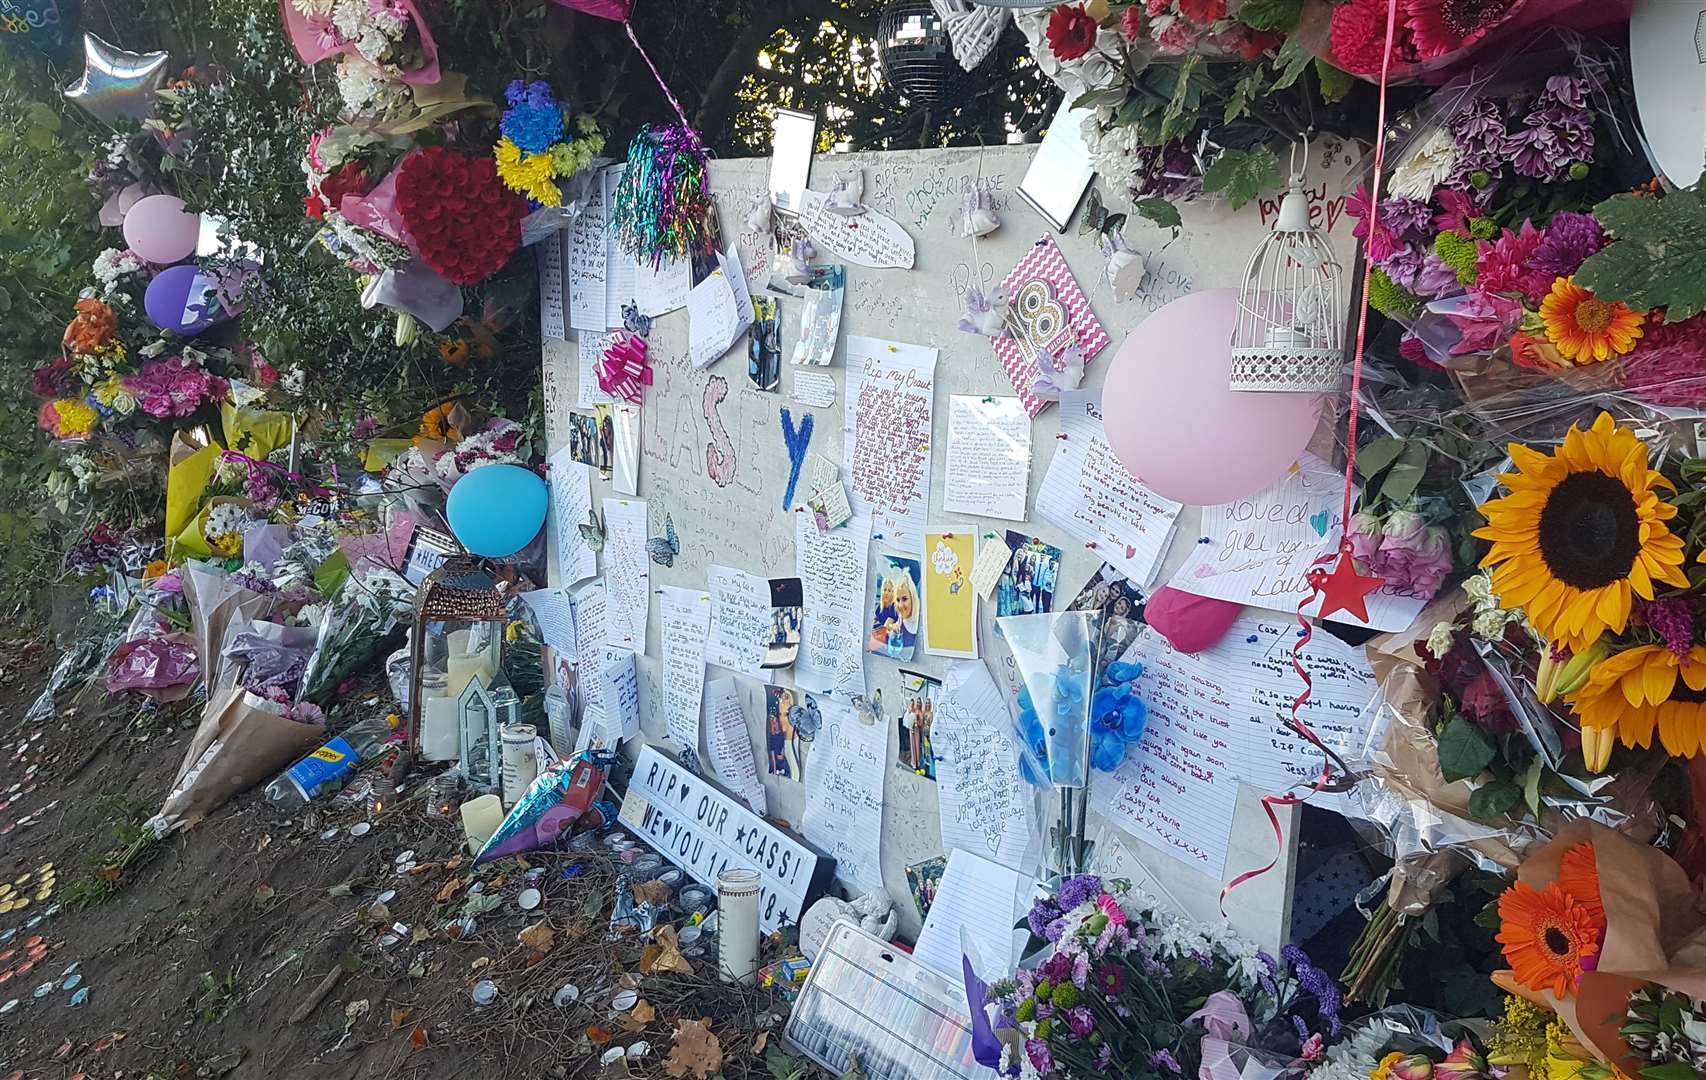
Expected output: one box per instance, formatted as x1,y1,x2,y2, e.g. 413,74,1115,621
122,194,200,265
1101,289,1324,506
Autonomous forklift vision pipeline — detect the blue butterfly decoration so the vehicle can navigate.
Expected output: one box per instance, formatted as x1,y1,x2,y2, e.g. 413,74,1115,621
645,514,680,567
788,697,822,741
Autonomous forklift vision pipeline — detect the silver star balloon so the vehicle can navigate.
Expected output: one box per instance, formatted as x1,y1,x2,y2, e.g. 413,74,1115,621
62,33,168,124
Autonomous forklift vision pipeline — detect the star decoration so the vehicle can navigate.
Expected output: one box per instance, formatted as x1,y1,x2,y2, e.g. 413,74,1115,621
63,33,168,125
1308,542,1384,624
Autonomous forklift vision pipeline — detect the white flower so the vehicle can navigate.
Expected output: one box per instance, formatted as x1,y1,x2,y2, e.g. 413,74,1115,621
1426,620,1458,658
206,503,254,541
1472,608,1512,641
139,338,169,358
92,247,145,289
1388,127,1461,201
1463,569,1495,606
281,366,307,394
292,0,336,16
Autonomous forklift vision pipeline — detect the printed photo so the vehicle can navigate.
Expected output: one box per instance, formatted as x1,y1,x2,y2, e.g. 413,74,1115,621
1068,562,1146,621
906,856,947,919
764,684,803,780
748,295,781,393
867,554,923,661
995,532,1061,617
567,406,614,478
764,577,804,669
894,670,941,779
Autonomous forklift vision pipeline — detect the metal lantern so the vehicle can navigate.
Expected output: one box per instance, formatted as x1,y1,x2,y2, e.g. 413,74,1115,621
877,1,973,106
1229,148,1346,393
406,556,507,769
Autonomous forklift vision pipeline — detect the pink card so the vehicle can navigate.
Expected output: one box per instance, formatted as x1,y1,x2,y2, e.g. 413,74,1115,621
991,236,1111,417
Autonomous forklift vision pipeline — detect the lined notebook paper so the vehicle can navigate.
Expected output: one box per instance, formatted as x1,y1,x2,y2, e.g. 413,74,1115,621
913,849,1032,983
934,661,1036,873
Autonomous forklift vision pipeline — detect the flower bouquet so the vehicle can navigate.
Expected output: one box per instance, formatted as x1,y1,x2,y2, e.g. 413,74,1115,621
492,80,606,210
993,875,1341,1079
279,0,441,116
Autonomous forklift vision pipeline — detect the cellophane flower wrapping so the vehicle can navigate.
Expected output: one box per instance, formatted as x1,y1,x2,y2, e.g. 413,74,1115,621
998,611,1103,790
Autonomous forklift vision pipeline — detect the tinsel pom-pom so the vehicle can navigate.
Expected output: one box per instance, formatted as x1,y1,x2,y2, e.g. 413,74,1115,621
610,123,715,267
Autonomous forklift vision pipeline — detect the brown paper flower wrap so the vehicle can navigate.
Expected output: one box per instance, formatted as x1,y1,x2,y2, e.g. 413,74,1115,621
1493,821,1706,1074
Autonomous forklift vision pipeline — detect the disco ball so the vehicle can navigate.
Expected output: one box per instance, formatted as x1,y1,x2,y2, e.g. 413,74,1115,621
875,1,975,106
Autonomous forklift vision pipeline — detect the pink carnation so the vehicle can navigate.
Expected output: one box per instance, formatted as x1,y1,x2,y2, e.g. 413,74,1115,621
1474,221,1551,304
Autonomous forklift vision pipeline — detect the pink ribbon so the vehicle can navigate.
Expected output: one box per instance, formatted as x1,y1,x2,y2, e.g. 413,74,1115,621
596,333,652,404
1187,993,1253,1080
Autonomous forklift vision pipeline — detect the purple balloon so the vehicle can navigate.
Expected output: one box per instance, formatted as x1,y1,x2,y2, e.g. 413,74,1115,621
144,264,219,335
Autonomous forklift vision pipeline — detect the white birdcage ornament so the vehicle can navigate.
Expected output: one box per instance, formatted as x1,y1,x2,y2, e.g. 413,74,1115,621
1229,142,1345,393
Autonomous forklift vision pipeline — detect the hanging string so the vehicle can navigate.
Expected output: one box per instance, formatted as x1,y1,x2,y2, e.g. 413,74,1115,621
1220,0,1398,914
623,19,695,132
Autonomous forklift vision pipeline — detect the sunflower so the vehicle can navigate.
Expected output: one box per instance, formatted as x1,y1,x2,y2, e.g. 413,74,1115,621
1539,277,1644,363
1565,643,1706,760
1474,413,1688,651
1496,879,1604,999
1555,842,1604,922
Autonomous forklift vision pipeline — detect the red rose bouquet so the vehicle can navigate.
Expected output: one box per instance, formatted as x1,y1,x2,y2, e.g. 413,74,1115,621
393,146,526,286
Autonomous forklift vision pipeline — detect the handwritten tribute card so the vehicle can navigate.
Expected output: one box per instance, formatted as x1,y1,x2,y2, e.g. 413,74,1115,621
1038,391,1183,588
575,332,617,408
546,449,596,588
795,513,872,698
542,340,574,448
566,170,608,332
992,236,1112,416
924,532,977,659
943,395,1032,522
1170,455,1429,632
797,189,915,269
844,336,937,554
659,586,712,753
600,499,650,649
704,677,767,815
538,228,568,340
800,698,887,896
705,565,774,679
934,661,1035,871
687,247,756,369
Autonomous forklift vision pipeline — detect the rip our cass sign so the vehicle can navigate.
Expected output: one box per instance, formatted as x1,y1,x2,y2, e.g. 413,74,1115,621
618,745,833,933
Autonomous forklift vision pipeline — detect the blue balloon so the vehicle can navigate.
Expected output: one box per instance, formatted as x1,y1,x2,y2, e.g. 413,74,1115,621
446,463,547,557
144,264,219,336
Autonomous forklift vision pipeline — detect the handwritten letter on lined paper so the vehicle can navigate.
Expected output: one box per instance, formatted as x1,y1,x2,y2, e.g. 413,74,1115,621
704,677,767,815
801,698,887,896
600,499,650,649
934,661,1035,871
843,337,938,554
1037,391,1183,588
943,395,1032,522
659,586,711,753
795,513,871,698
913,849,1032,984
705,565,773,679
546,449,596,588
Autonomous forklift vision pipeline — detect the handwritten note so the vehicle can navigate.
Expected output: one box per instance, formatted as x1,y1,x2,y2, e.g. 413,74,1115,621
567,171,608,332
970,534,1013,601
571,579,608,662
575,331,617,409
542,339,575,449
844,336,937,554
659,586,711,753
795,512,871,698
800,698,887,896
791,369,836,408
797,189,915,269
600,165,635,328
914,849,1031,983
934,661,1035,871
943,395,1031,522
633,255,692,318
539,227,568,340
518,586,576,656
596,648,640,746
705,565,773,678
601,499,650,649
925,532,977,658
687,248,755,369
1037,390,1183,588
704,677,767,815
546,449,596,588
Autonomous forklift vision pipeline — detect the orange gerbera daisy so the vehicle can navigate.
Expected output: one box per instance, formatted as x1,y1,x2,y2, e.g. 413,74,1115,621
1496,879,1604,999
1555,842,1604,922
1539,277,1644,364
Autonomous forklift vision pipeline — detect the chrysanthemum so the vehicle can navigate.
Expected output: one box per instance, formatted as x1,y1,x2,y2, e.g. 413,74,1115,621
494,137,560,208
1475,221,1551,303
1474,413,1689,651
1565,644,1706,759
1495,879,1603,999
1555,841,1604,922
1540,277,1644,363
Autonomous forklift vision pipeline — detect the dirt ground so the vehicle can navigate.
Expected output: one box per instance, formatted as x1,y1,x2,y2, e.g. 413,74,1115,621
0,637,801,1080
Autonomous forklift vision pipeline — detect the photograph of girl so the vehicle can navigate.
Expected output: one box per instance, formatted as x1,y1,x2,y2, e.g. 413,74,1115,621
764,685,802,780
866,555,923,661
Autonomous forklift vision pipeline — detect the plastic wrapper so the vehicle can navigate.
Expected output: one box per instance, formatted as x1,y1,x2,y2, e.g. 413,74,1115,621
1344,599,1665,913
474,756,606,864
182,562,285,692
26,584,137,725
225,624,319,699
106,633,200,701
999,611,1101,790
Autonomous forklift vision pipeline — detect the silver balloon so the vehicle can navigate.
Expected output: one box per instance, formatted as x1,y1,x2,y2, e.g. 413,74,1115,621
63,33,168,124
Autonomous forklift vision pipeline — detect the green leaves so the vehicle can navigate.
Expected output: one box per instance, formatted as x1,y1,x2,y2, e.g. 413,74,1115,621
1237,0,1304,31
765,1048,808,1080
1271,34,1313,92
1160,53,1203,144
1132,197,1182,233
1640,1064,1701,1080
1202,146,1283,211
1437,714,1496,783
1315,59,1354,104
1355,435,1428,505
1468,779,1522,820
1576,187,1706,323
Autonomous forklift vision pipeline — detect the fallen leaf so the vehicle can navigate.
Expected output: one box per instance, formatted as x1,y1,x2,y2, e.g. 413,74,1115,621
51,1039,72,1060
585,1024,613,1045
487,874,507,890
253,884,276,905
410,1024,428,1049
445,855,466,871
639,926,693,976
752,1032,768,1055
367,901,392,923
435,877,464,903
621,999,657,1031
390,1007,410,1030
838,1054,868,1080
517,921,555,955
663,1018,722,1079
97,865,121,883
407,861,439,876
633,880,673,905
255,834,271,853
471,957,491,972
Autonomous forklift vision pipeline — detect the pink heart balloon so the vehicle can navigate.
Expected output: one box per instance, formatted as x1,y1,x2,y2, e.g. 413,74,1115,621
1100,289,1324,506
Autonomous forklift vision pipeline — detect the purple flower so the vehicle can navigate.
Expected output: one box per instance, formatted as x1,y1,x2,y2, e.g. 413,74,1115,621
1293,1014,1311,1042
1071,952,1090,990
1094,1045,1113,1070
1641,598,1695,658
500,80,565,154
351,415,380,439
1025,1039,1054,1074
1065,1005,1095,1038
1040,953,1074,983
1528,211,1604,279
1093,963,1126,996
1380,197,1433,245
1506,104,1593,181
1283,943,1344,1036
1150,1049,1182,1074
1027,897,1064,939
1377,245,1426,292
1256,950,1278,974
1450,96,1508,182
1416,252,1464,298
1056,874,1102,910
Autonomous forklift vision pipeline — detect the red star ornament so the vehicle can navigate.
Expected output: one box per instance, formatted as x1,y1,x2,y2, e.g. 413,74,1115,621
1308,541,1384,624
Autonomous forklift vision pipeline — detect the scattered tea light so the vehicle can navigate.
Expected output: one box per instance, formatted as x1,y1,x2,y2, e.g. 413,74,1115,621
516,888,542,911
319,828,338,840
376,890,396,906
552,984,580,1007
599,1048,624,1066
611,989,638,1012
60,974,79,991
349,823,371,838
470,980,497,1007
0,999,16,1013
627,1042,651,1058
68,987,87,1007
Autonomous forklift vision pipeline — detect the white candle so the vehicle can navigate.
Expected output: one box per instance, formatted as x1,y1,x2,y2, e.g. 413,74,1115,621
500,724,539,808
716,868,762,985
421,695,462,762
460,794,505,856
